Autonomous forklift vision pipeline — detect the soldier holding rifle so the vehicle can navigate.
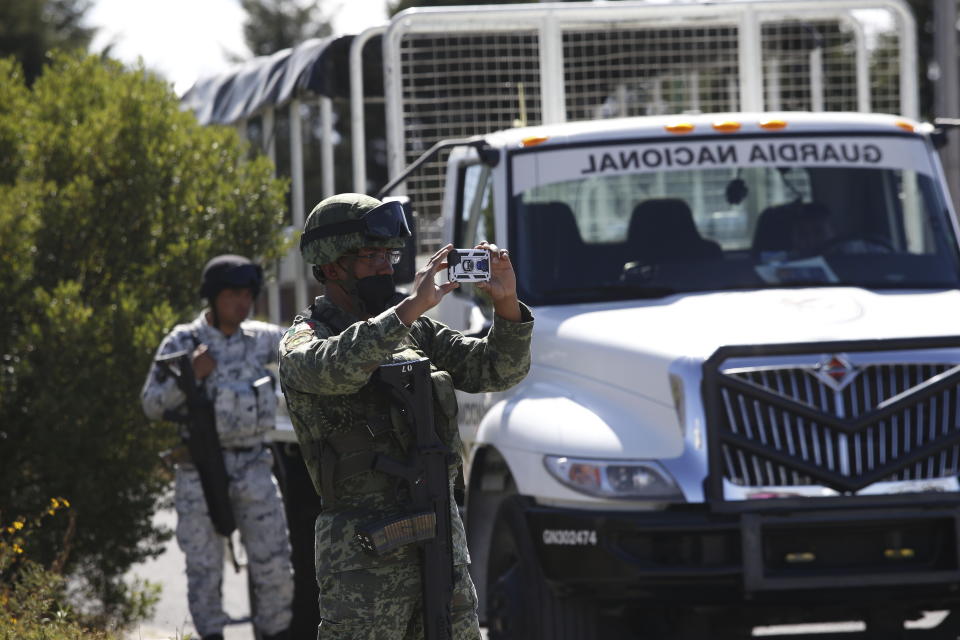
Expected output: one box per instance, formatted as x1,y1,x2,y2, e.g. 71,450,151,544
141,255,294,640
278,193,533,638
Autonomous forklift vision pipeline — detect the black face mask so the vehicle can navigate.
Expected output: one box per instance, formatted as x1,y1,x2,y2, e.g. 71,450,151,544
354,274,397,316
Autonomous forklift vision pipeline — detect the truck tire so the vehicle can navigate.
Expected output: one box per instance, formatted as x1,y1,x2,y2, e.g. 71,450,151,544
486,495,599,640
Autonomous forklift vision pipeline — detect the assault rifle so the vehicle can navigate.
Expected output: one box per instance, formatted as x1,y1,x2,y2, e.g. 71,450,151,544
156,350,236,538
355,358,454,640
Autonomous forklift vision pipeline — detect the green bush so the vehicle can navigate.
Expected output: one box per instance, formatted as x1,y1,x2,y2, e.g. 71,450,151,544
0,499,125,640
0,52,288,629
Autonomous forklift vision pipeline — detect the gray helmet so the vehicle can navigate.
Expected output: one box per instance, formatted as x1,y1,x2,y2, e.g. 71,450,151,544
299,193,410,265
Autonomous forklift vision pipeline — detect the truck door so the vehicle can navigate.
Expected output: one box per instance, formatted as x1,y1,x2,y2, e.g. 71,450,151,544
437,159,496,333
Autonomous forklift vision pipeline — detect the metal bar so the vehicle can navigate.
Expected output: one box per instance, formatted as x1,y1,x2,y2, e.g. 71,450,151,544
770,371,791,456
765,56,781,111
766,404,783,451
289,99,307,314
738,3,763,112
320,96,334,198
847,12,871,113
721,443,737,482
263,108,275,164
267,261,281,325
809,47,824,112
893,0,919,118
737,448,754,485
722,389,739,435
738,394,755,440
720,374,844,429
260,109,282,325
539,11,566,124
350,26,386,194
934,0,960,211
382,22,406,188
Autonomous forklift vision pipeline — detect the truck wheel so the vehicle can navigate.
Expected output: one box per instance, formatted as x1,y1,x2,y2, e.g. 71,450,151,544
486,495,599,640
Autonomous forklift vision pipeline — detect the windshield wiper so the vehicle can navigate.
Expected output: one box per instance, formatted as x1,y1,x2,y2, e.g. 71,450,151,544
755,280,839,288
754,281,958,290
847,281,959,290
543,284,677,299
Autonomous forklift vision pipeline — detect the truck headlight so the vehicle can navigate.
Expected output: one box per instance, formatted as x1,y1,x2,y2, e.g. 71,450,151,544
543,455,682,499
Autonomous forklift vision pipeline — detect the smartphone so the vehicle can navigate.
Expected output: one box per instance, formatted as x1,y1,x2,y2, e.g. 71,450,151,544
446,248,491,282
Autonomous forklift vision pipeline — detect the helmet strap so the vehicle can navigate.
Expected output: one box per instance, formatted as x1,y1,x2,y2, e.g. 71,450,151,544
330,258,369,317
207,297,221,330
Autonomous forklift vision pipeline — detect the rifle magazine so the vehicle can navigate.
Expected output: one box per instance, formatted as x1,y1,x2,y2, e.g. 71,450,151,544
356,510,436,556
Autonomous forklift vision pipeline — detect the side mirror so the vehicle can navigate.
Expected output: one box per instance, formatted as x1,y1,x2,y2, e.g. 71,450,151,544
932,118,960,150
384,195,418,284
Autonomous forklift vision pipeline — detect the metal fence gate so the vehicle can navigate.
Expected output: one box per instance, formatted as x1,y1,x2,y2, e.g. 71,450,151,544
367,0,916,250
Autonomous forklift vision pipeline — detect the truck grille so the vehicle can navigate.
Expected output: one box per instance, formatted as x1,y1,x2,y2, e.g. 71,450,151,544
714,360,960,491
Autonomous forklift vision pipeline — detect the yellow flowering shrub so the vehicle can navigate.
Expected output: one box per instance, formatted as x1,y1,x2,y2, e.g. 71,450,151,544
0,499,116,640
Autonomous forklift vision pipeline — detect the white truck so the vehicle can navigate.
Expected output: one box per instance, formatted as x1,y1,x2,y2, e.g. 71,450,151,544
432,110,960,638
183,0,960,636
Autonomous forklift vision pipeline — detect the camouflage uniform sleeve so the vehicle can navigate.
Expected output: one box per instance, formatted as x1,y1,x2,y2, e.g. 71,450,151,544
415,301,534,394
141,328,191,421
278,307,411,395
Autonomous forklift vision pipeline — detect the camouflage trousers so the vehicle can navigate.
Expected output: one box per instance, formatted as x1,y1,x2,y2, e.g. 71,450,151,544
316,562,481,639
175,446,294,637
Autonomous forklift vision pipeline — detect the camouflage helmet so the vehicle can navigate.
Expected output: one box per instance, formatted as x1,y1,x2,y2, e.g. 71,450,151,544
299,193,410,265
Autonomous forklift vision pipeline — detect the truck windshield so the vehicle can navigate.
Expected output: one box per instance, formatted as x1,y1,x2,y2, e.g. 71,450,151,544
510,134,960,305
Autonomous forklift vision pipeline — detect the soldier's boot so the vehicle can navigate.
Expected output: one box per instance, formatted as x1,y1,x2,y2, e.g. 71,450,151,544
261,629,289,640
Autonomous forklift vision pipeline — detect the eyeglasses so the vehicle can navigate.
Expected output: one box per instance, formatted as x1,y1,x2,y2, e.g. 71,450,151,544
348,249,402,265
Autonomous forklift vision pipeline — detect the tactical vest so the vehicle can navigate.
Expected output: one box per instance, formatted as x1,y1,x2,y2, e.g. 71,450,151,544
302,301,459,510
193,325,277,446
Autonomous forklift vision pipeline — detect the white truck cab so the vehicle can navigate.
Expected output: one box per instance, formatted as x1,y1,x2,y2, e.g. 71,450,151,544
437,111,960,637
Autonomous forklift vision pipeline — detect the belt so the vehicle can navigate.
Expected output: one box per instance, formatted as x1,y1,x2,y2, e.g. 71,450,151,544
222,444,262,453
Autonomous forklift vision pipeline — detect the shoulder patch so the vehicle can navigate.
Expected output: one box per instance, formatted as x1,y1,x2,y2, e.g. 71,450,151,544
284,328,314,350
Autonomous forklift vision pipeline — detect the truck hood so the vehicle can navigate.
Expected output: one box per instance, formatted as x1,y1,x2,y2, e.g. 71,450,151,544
532,287,960,405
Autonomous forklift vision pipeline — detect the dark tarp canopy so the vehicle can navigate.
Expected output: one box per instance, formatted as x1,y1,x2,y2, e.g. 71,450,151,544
180,34,365,126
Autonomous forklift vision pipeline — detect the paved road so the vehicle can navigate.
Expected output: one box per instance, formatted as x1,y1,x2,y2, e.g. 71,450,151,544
125,508,254,640
125,508,948,639
124,507,490,640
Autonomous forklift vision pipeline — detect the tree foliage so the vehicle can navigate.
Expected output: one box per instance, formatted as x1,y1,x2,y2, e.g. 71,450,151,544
0,0,94,85
0,52,288,624
241,0,333,56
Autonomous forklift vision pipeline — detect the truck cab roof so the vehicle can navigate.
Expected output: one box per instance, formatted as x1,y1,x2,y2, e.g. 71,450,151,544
483,112,926,149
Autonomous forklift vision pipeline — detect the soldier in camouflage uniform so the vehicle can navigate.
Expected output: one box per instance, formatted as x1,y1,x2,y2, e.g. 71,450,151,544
141,255,294,640
278,194,533,639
